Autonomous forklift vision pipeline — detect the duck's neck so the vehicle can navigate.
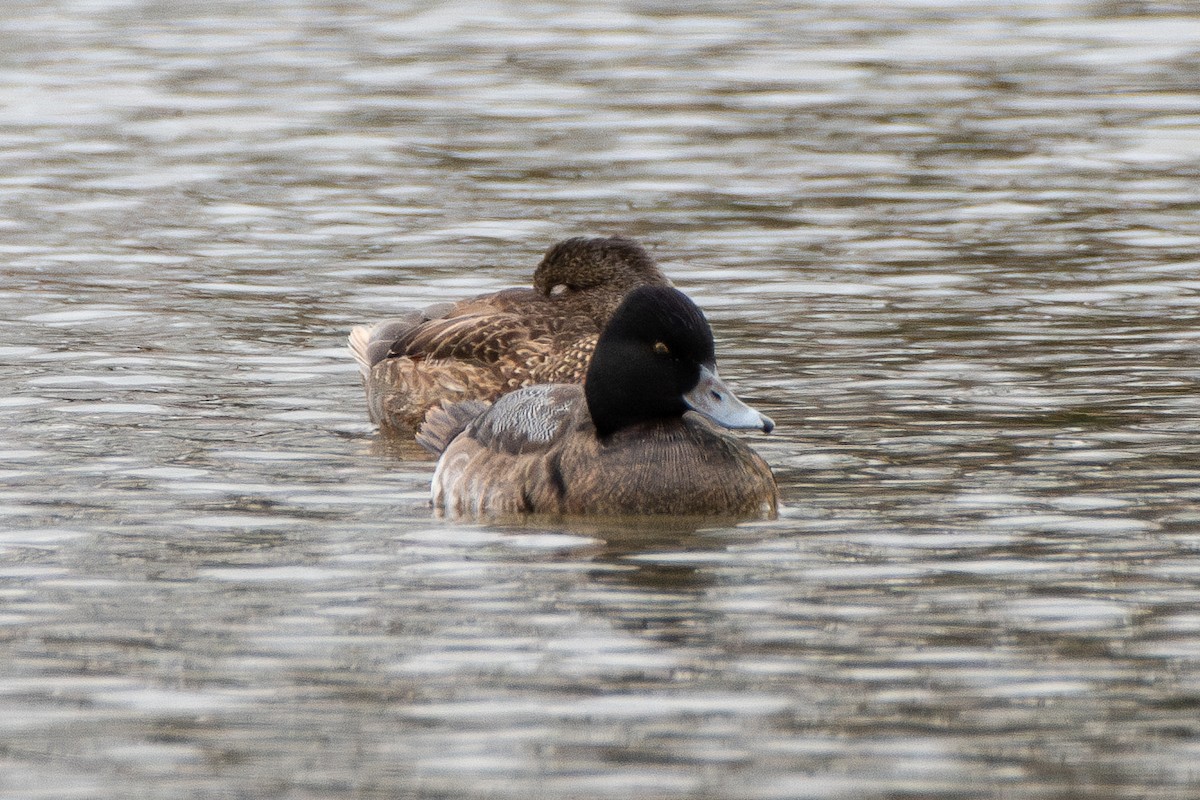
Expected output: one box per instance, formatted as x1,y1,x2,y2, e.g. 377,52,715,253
584,348,686,439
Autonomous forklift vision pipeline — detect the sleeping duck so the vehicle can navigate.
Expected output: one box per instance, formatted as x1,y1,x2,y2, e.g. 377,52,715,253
417,285,779,518
349,236,672,432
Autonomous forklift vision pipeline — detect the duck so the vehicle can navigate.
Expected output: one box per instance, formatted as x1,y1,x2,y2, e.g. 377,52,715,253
417,285,779,518
349,236,672,432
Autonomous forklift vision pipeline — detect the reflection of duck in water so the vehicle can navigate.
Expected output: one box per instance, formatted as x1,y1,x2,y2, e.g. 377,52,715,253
349,236,672,432
418,286,778,519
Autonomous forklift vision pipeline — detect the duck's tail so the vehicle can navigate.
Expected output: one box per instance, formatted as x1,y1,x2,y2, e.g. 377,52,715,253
347,312,425,378
416,400,490,456
347,325,375,378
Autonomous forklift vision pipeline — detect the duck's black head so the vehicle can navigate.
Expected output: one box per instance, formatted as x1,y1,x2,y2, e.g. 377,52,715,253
583,286,773,438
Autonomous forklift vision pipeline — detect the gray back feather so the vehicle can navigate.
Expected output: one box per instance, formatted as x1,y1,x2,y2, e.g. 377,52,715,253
472,384,584,455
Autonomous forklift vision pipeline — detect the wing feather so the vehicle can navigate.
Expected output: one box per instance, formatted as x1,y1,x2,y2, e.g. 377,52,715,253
470,384,585,456
389,313,547,365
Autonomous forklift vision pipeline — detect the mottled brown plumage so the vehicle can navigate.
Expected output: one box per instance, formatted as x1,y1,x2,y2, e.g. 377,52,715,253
348,236,671,432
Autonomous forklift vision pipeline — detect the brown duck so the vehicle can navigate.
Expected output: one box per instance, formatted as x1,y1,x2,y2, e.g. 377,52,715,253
349,236,672,432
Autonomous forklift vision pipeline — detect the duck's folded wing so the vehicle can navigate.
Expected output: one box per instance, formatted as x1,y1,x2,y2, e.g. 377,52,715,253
470,384,585,456
388,313,545,365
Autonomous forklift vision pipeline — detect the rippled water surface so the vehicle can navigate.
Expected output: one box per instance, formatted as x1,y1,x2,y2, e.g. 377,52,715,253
3,1,1200,797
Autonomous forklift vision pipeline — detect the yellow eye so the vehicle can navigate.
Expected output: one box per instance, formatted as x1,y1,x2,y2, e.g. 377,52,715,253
653,341,670,356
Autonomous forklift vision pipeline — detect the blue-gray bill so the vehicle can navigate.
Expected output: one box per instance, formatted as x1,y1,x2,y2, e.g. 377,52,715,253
683,366,774,433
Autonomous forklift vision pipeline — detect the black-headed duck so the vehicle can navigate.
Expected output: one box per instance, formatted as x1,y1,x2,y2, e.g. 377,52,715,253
417,285,779,518
349,236,672,432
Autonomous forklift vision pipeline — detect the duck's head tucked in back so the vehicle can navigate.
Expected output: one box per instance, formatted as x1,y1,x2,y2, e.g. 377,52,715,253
420,286,779,519
532,236,672,327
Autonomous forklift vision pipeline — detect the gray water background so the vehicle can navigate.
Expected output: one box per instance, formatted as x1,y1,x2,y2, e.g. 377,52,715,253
3,0,1200,797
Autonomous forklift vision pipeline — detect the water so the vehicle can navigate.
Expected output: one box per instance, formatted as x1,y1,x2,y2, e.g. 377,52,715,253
2,0,1200,796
